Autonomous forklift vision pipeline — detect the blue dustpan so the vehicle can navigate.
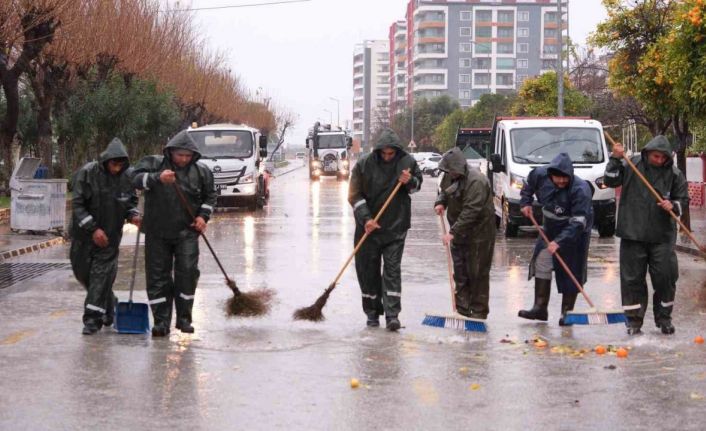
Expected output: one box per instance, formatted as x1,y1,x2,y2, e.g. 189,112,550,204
115,230,150,334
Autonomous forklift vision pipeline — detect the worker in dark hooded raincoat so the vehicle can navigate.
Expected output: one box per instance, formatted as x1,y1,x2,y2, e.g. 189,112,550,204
348,128,423,331
518,152,593,325
604,135,688,335
70,137,140,335
434,147,496,319
132,130,217,337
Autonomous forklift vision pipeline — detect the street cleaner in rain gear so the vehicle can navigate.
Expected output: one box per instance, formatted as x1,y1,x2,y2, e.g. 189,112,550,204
132,130,217,337
434,147,495,319
518,152,593,325
348,128,423,331
70,138,140,335
604,135,688,335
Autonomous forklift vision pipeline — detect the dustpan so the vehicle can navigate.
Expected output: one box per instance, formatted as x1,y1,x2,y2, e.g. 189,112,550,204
115,230,150,334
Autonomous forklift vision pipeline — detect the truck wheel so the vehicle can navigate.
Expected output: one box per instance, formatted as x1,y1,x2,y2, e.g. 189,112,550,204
502,200,519,237
598,221,615,237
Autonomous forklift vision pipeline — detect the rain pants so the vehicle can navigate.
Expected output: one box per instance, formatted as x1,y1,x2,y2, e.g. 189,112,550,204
70,138,139,326
604,135,688,326
435,147,496,318
348,129,422,319
132,130,217,328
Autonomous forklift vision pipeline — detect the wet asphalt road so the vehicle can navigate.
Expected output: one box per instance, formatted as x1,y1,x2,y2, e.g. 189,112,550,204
1,161,706,430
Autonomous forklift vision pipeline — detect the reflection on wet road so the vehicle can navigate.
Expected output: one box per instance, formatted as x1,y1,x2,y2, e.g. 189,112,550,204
1,165,705,430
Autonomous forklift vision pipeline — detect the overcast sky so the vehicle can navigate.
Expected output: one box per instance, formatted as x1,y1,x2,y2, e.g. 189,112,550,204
175,0,608,147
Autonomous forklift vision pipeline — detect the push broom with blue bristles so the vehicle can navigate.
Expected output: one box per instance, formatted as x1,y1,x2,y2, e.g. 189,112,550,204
528,213,625,325
421,214,487,333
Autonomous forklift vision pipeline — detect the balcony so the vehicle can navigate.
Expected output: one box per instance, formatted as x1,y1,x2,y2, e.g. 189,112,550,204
417,21,445,30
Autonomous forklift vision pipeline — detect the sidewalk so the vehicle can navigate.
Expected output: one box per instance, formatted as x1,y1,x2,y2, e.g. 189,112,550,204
676,207,706,257
0,223,65,261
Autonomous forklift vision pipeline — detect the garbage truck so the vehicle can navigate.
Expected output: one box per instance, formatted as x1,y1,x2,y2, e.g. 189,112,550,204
305,122,352,181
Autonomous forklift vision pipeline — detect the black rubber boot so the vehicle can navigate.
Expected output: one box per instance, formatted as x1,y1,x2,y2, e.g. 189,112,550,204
151,323,171,337
82,320,101,335
176,319,195,334
626,321,642,335
518,278,551,321
657,320,675,335
386,317,401,332
558,292,578,326
366,312,380,328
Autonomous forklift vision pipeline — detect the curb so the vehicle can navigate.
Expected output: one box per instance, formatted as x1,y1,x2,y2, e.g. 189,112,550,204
273,163,304,178
0,237,66,262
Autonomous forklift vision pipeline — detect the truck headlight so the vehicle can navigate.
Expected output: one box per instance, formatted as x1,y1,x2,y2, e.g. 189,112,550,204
311,160,321,168
240,173,254,184
595,176,608,189
511,173,525,190
341,160,349,169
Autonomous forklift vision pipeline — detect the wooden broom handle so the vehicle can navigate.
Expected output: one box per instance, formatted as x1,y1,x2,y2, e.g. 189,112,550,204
330,181,404,286
528,213,595,308
603,132,706,255
439,214,457,312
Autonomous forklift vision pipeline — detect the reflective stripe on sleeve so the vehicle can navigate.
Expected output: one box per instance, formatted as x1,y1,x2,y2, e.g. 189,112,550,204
622,304,641,311
604,170,619,178
149,297,167,305
361,294,377,300
673,201,682,216
142,173,150,190
569,216,587,228
201,204,213,212
353,200,367,210
78,215,93,227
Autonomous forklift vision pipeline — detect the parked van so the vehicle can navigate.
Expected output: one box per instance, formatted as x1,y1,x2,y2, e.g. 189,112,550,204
187,123,268,211
488,117,616,237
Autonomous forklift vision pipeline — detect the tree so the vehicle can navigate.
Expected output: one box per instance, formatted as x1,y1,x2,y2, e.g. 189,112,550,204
511,71,592,117
391,95,459,152
0,1,63,185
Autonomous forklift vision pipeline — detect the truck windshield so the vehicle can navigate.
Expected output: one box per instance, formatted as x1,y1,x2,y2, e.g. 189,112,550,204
510,128,604,164
317,134,346,149
189,130,253,159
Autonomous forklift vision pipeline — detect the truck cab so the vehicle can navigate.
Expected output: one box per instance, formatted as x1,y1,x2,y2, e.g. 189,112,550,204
187,123,269,211
455,127,492,173
306,122,353,181
488,117,616,237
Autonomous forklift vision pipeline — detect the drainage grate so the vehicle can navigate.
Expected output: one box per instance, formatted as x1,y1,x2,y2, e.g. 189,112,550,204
0,262,72,289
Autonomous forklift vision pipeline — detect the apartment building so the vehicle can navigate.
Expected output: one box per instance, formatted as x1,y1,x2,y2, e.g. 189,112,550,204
395,0,567,110
389,20,408,118
352,40,390,151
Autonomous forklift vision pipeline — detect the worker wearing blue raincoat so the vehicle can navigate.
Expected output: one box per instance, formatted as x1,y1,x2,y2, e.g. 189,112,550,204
518,152,594,325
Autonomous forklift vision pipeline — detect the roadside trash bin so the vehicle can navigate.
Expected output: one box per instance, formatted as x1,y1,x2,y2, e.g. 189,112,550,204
10,157,68,233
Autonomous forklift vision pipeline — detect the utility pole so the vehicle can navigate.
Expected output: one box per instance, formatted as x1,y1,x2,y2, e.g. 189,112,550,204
557,0,564,117
329,97,340,127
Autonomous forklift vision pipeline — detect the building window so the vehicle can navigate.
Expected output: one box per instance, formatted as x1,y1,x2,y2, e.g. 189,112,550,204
497,58,514,69
543,44,558,54
460,27,472,37
498,11,514,23
496,73,514,86
459,74,471,84
474,73,491,86
518,27,529,37
497,43,514,54
476,10,492,22
517,59,529,69
498,27,514,38
545,12,557,23
459,43,472,53
475,26,492,38
518,11,529,22
460,58,471,68
517,74,528,85
518,43,529,53
544,28,557,38
473,58,491,70
460,11,472,21
542,59,557,69
475,42,492,54
459,90,471,100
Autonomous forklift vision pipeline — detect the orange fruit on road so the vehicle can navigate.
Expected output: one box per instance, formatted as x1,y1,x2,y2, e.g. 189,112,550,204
350,378,360,389
695,336,704,344
595,345,607,355
534,339,548,348
616,348,628,358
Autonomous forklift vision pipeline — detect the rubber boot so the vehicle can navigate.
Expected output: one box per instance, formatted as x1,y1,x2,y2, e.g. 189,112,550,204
558,292,578,326
386,317,401,332
656,320,675,335
518,278,551,321
176,318,195,333
366,312,380,328
82,320,101,335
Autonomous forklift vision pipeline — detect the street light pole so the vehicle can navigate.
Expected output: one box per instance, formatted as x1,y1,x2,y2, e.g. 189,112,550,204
323,109,333,125
557,0,564,117
329,97,340,127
